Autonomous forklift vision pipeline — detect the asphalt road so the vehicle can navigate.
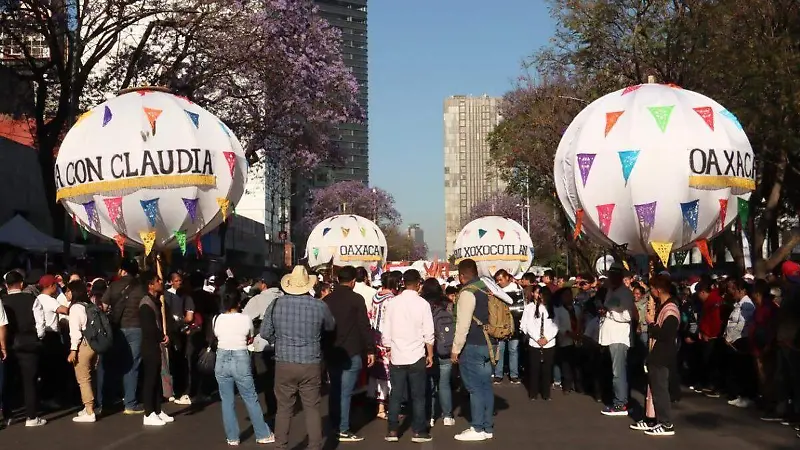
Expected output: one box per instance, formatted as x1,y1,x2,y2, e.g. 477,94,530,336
0,380,797,450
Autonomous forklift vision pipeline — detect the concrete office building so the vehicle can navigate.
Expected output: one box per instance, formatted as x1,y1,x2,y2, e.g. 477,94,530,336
407,223,425,246
443,95,505,257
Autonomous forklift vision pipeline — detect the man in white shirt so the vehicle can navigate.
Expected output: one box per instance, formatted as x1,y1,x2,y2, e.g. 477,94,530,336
724,277,756,408
381,270,434,443
353,267,378,314
598,263,636,417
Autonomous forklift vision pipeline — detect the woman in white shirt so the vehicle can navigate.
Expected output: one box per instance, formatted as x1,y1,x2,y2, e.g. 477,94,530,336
520,288,559,400
214,290,274,446
65,280,97,423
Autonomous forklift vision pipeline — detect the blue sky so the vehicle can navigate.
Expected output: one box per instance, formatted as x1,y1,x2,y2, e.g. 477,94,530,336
368,0,556,257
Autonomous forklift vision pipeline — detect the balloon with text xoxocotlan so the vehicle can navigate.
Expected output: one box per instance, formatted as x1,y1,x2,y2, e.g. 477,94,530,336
452,216,534,278
305,214,388,271
554,83,755,259
54,88,247,255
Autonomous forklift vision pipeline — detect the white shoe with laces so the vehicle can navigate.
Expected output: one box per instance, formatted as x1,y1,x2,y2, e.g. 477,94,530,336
158,412,175,423
454,427,487,441
25,417,47,427
443,417,456,426
174,395,192,405
143,413,165,426
483,431,493,439
73,412,96,423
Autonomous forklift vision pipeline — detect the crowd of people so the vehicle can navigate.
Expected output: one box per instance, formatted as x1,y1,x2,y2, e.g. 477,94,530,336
0,256,799,447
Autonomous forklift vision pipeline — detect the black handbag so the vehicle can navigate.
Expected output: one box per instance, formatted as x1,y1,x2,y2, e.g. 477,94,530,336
197,315,219,375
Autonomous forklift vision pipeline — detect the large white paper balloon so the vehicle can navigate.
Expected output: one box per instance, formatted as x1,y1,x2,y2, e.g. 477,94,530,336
554,83,755,255
452,216,534,278
305,215,387,270
55,88,247,252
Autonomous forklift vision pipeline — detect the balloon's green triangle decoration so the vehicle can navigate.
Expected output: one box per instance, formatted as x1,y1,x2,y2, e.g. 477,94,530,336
737,197,750,225
478,229,487,238
313,247,319,258
648,105,674,133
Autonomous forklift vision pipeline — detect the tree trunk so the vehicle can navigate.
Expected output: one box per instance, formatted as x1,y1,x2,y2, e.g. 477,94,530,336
722,228,745,275
765,230,800,272
752,152,786,272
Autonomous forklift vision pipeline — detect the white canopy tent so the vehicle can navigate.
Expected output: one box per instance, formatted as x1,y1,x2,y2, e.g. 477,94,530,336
0,215,85,255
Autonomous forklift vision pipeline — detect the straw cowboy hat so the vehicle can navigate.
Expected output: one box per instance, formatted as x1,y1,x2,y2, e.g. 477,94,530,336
281,265,316,295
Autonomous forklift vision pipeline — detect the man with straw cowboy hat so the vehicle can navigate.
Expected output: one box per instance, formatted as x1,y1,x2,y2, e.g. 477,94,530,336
260,265,335,450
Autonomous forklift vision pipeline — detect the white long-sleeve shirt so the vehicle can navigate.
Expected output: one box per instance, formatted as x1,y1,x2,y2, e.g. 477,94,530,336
68,303,88,351
598,286,634,347
36,293,62,333
381,289,434,365
725,295,755,343
520,302,558,349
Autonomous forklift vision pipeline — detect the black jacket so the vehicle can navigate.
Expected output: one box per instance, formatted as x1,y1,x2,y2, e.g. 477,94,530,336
2,291,40,352
648,300,679,368
101,275,145,328
324,285,374,362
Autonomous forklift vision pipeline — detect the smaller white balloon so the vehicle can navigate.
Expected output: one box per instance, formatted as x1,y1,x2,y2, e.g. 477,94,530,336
452,216,534,278
305,215,387,271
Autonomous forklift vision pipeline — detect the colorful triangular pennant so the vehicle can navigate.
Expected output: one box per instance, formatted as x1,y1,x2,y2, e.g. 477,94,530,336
478,229,487,239
323,227,331,236
185,110,199,128
175,230,187,255
737,197,750,226
648,105,674,133
651,241,673,267
195,237,203,257
573,209,584,240
217,197,231,222
696,239,713,267
359,227,366,237
576,153,596,187
82,200,97,229
143,107,162,135
75,110,93,126
140,198,160,227
719,109,743,130
634,201,657,228
313,247,320,258
621,85,642,96
223,151,236,177
605,111,624,136
113,234,125,256
103,106,113,127
617,150,640,185
104,197,123,225
341,227,350,238
596,203,615,236
497,229,505,240
693,106,714,131
140,230,156,256
718,199,728,232
182,198,199,223
680,199,700,232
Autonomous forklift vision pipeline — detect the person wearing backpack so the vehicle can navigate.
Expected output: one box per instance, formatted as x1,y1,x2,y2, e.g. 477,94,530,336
66,280,100,423
451,259,503,442
421,279,455,428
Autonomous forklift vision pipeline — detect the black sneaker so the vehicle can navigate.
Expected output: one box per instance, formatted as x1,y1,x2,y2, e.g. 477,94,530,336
338,432,364,442
760,413,783,422
385,431,399,442
645,423,675,436
411,432,432,443
630,420,656,431
493,377,503,385
510,377,521,385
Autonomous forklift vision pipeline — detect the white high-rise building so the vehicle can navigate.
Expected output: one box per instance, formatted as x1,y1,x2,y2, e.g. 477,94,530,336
443,95,505,257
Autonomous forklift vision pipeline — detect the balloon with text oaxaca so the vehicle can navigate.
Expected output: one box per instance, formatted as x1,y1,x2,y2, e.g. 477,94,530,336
553,83,755,257
452,216,534,278
54,87,247,254
304,214,388,271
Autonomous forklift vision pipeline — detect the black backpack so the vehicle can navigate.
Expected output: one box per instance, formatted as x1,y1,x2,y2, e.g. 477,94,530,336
81,303,113,353
433,306,455,357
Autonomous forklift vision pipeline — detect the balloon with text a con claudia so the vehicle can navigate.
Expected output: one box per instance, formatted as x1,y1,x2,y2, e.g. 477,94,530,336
55,87,247,255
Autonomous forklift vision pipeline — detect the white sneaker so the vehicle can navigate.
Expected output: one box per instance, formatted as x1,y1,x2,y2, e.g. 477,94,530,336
733,398,754,408
443,417,456,426
25,417,47,427
73,412,96,423
727,397,741,406
174,395,192,405
430,418,435,428
483,431,494,439
168,396,176,402
158,412,175,423
454,427,487,442
143,413,166,426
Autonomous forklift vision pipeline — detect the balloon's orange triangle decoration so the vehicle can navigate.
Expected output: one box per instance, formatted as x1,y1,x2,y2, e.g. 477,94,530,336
143,107,162,135
605,111,624,136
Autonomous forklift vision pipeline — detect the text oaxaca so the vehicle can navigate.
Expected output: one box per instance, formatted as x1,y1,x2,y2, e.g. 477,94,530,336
452,244,530,260
688,148,755,190
55,148,214,189
339,245,385,258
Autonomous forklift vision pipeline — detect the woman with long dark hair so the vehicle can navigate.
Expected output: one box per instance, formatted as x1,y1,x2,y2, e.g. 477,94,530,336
520,288,558,400
420,278,455,427
214,289,274,445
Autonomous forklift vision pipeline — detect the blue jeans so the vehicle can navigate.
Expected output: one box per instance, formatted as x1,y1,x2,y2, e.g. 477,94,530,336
428,357,453,419
609,343,629,407
215,349,272,442
459,344,494,433
388,357,427,434
121,328,142,409
95,355,105,408
494,339,520,378
327,354,362,434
